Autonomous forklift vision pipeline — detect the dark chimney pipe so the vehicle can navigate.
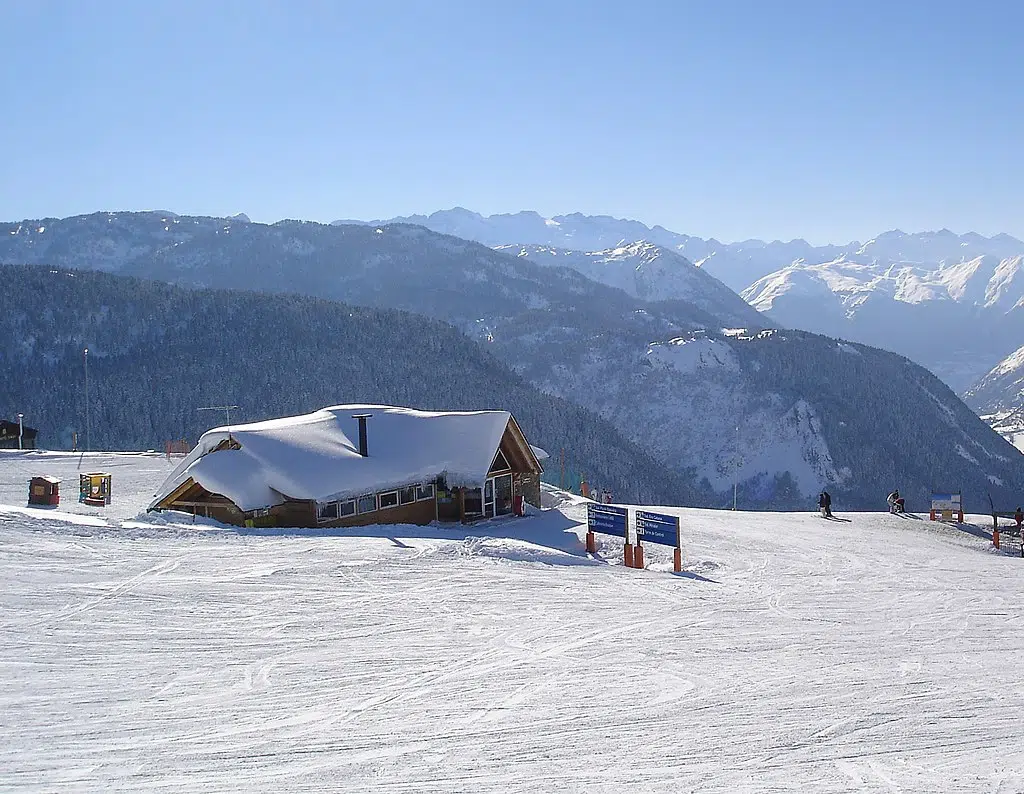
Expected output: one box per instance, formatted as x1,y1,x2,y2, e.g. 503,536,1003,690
352,413,372,457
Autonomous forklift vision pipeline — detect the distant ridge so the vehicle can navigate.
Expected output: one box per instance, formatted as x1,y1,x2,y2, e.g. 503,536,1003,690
334,207,1024,293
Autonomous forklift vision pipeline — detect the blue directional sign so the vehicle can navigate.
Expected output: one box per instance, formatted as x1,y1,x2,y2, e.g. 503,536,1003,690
587,503,627,537
635,510,679,547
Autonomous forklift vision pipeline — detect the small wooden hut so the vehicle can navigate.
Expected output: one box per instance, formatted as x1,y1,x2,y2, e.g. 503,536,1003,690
28,476,60,506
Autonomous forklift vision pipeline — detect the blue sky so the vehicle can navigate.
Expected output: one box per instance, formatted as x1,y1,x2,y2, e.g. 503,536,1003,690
2,0,1021,243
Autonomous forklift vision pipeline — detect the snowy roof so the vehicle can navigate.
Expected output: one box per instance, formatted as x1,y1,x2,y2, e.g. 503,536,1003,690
151,405,523,512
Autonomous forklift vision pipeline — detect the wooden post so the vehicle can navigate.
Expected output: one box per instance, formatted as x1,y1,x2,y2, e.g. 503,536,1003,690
623,542,634,567
673,517,682,573
586,531,596,554
633,543,644,569
993,526,1000,549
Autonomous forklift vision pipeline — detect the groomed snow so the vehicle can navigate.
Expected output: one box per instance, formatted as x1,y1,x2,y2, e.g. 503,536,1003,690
2,453,1023,792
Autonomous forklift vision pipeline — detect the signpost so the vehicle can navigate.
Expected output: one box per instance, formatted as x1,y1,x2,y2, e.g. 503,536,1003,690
586,503,632,565
636,509,683,572
930,491,963,522
585,504,684,573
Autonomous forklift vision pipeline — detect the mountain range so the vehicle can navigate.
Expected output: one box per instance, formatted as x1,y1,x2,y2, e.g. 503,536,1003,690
334,208,1024,395
338,208,1024,294
3,211,1023,509
742,255,1024,391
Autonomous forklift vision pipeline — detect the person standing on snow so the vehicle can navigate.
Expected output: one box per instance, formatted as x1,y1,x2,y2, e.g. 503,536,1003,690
818,491,832,518
887,490,901,513
1016,507,1024,556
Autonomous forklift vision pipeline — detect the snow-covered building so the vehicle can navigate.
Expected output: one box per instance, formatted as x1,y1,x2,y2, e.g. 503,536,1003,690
0,419,37,450
148,405,545,528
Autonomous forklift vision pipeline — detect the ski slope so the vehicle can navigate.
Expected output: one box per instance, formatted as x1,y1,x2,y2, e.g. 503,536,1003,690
1,452,1023,792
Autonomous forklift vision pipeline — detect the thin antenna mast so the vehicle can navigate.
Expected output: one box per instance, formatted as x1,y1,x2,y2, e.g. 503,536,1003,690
198,406,240,439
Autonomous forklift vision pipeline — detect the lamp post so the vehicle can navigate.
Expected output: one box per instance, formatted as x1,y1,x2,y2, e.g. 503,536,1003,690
733,425,740,511
83,348,91,452
17,413,23,451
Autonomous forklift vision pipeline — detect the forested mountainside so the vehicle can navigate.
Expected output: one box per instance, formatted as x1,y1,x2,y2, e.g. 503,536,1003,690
966,344,1024,416
0,265,708,506
964,345,1024,451
483,319,1024,512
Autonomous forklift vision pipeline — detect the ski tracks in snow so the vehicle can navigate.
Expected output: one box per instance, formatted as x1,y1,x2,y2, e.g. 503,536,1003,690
2,502,1024,791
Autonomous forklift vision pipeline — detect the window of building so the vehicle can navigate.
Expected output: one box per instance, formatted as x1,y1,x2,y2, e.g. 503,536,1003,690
416,483,435,501
317,502,339,522
339,500,355,517
399,485,416,505
357,494,376,514
490,449,511,473
378,490,399,509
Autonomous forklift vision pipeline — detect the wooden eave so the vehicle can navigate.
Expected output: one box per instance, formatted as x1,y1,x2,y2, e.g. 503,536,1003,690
497,416,544,474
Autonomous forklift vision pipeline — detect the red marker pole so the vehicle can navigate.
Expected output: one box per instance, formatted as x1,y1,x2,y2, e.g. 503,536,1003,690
623,511,635,567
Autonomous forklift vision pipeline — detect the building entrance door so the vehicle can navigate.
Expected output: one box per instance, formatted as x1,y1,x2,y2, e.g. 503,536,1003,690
484,479,495,518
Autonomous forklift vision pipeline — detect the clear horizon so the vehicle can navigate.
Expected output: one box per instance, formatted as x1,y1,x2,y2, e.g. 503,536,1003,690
3,0,1022,245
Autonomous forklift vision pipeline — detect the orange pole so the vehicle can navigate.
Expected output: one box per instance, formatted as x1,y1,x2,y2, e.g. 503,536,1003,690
673,547,682,573
586,531,596,554
623,543,634,567
633,544,644,569
993,527,1000,549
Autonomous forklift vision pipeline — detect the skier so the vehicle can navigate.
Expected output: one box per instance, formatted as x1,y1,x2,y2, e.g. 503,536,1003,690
1015,506,1023,531
818,491,832,518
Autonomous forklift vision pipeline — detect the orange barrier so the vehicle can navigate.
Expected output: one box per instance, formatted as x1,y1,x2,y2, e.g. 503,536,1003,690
633,544,645,569
586,531,596,554
994,527,1000,549
673,547,682,573
623,543,634,568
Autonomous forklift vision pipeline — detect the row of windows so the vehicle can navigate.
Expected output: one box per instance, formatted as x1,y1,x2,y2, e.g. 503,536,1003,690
316,482,435,523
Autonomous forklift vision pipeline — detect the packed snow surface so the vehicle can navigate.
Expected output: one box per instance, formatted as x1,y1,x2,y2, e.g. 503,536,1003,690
2,452,1023,792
